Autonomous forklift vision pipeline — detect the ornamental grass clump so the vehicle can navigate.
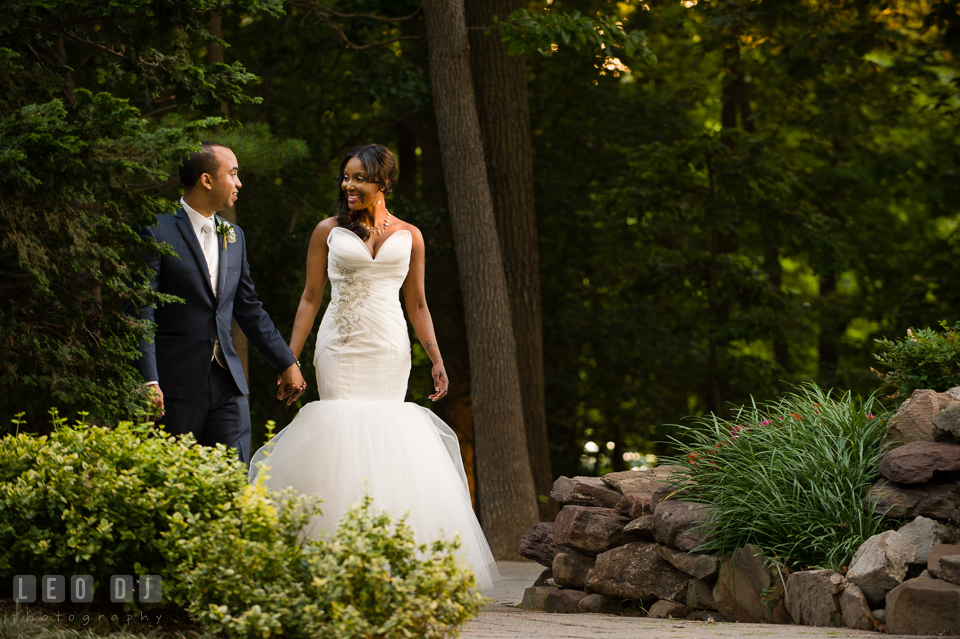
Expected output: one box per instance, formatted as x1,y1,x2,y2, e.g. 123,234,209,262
0,414,483,638
666,384,895,571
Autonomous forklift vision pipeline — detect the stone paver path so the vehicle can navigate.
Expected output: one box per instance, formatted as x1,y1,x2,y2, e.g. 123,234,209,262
464,562,945,639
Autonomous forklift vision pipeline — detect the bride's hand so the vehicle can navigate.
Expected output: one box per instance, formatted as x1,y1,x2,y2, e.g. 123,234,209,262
429,361,448,401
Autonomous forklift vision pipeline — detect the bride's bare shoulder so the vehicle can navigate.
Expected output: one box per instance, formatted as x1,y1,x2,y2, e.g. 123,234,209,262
316,216,339,232
308,216,339,246
393,218,423,243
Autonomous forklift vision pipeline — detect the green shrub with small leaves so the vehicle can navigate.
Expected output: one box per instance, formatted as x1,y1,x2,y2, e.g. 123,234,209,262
873,320,960,399
0,414,483,638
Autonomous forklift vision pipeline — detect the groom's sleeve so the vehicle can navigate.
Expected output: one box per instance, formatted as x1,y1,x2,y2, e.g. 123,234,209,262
131,225,161,384
232,227,297,371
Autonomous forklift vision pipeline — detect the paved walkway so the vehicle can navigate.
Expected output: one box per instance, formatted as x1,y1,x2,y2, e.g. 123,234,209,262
463,562,935,639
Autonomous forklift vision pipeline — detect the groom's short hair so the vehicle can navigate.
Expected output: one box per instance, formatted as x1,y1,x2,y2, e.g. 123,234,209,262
179,141,229,189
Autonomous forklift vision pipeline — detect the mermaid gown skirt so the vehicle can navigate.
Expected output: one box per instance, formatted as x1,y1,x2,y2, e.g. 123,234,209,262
249,227,498,592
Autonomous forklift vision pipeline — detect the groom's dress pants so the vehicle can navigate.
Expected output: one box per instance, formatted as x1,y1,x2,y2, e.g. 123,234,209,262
158,360,251,464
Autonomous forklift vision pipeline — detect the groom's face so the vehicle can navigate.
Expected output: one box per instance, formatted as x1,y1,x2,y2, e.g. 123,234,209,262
208,147,242,212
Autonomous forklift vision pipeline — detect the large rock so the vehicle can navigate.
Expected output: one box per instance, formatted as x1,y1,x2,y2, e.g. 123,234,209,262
784,570,874,631
519,586,589,613
881,389,954,450
648,600,690,619
928,543,960,572
785,569,845,627
866,478,960,520
879,441,960,483
932,398,960,442
584,542,690,605
713,545,793,624
938,555,960,585
897,516,960,563
551,476,623,508
519,522,571,567
687,578,717,610
519,586,553,611
602,465,676,494
651,483,681,513
552,552,596,590
846,530,916,605
885,576,960,636
652,501,715,552
578,593,625,615
839,583,876,631
656,544,718,580
553,506,635,555
615,493,652,518
543,589,589,613
623,514,656,539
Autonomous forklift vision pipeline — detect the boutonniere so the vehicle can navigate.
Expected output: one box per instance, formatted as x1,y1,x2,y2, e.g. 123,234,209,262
215,219,236,250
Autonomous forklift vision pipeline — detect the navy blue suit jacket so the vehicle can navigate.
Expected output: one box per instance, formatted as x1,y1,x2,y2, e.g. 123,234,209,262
134,208,295,400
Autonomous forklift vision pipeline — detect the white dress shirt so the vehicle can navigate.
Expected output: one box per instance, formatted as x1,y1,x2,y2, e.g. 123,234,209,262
181,197,219,293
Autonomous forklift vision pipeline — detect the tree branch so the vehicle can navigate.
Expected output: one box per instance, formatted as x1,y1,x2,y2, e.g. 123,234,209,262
309,10,422,50
287,2,421,22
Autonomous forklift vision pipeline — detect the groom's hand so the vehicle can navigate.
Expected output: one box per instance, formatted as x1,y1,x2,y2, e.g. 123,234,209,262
147,384,165,416
277,364,307,406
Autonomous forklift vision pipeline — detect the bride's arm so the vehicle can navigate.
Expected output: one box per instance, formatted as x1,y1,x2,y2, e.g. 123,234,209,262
288,219,335,360
402,227,448,401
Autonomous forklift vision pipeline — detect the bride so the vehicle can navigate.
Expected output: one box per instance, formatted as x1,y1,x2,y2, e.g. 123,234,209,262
249,144,498,591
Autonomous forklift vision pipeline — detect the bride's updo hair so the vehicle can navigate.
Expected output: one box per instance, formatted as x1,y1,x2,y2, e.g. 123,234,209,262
336,144,397,241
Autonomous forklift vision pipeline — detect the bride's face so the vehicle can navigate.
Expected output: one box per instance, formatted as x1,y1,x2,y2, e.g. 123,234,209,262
342,157,379,212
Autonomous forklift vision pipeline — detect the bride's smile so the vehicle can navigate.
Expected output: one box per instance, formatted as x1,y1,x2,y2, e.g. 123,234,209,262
341,157,379,213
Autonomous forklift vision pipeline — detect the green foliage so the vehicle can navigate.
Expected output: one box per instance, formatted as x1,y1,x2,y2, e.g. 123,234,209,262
664,384,894,571
0,92,218,424
0,0,288,426
0,412,262,582
0,415,483,638
874,321,960,398
492,8,656,64
534,0,960,477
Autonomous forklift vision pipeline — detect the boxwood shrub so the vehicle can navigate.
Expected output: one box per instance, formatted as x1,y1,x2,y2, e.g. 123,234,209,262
0,414,483,638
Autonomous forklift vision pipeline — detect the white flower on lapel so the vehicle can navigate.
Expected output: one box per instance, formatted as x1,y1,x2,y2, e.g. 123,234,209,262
215,219,237,250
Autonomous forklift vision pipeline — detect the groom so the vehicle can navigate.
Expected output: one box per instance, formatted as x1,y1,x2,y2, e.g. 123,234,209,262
134,141,305,464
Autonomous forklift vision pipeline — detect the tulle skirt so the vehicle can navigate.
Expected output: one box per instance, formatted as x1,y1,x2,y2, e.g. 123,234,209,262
249,399,499,592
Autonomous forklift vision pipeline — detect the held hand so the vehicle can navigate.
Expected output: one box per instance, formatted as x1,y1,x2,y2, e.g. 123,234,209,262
147,384,165,416
277,364,307,406
429,361,448,401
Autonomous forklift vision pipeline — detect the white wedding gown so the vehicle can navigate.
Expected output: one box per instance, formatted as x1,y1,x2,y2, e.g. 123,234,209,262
249,226,498,592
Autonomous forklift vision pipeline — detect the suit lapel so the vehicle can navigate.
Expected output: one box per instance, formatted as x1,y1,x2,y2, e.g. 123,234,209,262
175,208,216,299
215,215,228,303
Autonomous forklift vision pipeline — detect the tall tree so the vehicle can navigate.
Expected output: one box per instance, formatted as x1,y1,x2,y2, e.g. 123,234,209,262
420,0,539,558
465,0,555,519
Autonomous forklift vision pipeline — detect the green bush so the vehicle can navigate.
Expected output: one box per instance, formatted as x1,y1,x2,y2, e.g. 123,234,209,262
665,384,895,571
0,415,483,638
873,320,960,398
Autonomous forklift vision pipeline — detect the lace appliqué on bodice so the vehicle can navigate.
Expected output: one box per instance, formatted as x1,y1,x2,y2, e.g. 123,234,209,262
331,260,370,345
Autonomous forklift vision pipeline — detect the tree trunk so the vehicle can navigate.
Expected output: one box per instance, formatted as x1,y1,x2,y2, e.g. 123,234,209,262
206,11,231,118
418,111,479,505
465,0,555,521
818,271,840,383
421,0,539,559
